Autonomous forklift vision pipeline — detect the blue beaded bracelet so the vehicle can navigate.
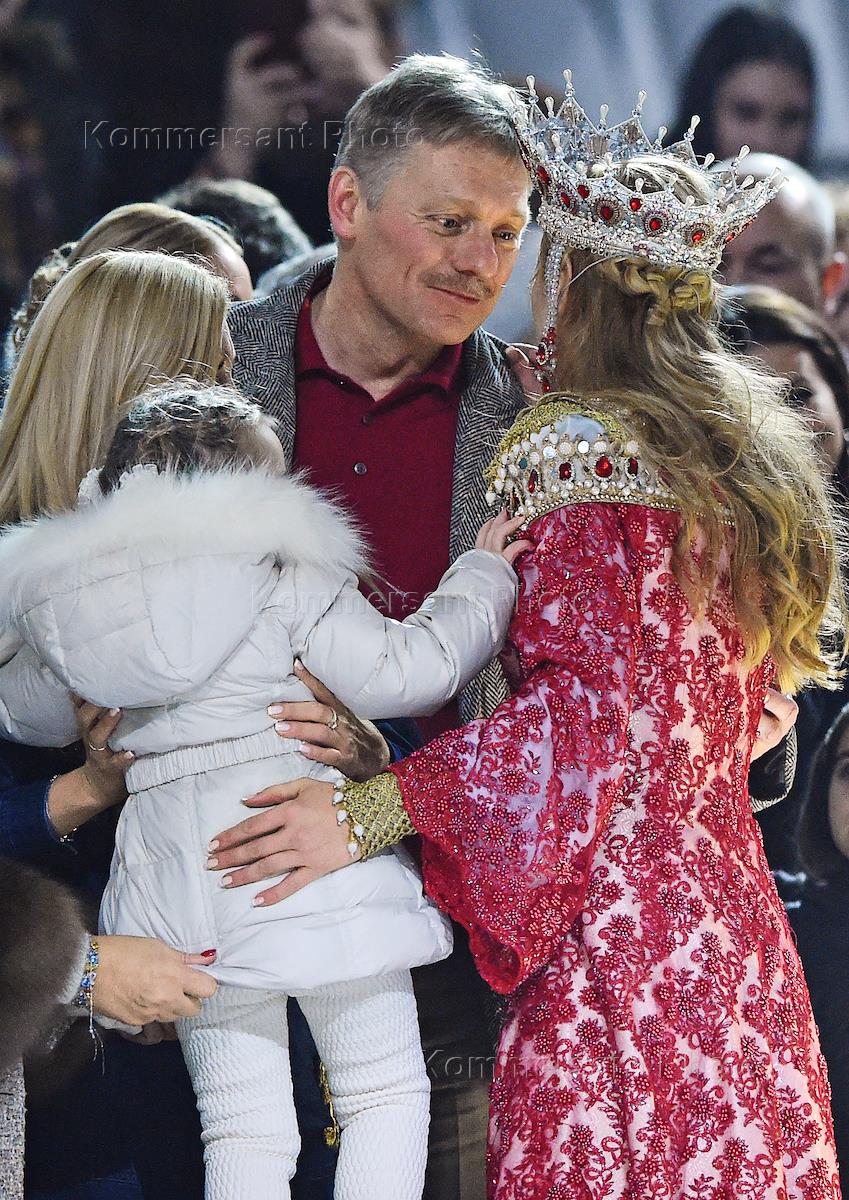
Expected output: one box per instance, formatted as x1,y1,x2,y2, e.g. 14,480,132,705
73,937,100,1013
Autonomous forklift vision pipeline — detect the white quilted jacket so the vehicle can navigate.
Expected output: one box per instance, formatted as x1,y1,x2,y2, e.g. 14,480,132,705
0,469,517,990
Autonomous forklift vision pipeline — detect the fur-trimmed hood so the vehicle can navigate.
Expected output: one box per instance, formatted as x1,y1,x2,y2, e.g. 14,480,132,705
0,469,369,708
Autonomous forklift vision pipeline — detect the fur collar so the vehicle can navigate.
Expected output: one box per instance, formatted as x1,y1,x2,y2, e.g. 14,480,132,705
0,469,369,620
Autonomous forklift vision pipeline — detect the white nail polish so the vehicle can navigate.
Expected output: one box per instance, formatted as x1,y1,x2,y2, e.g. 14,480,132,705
252,895,265,907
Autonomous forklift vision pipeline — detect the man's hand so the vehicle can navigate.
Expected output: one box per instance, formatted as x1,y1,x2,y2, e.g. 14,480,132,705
268,660,390,780
207,778,351,906
751,688,798,761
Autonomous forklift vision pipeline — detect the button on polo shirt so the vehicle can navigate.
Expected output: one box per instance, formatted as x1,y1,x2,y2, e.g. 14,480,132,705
293,283,464,738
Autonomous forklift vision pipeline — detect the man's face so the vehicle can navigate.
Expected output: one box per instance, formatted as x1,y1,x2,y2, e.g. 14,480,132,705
720,197,824,311
338,141,530,349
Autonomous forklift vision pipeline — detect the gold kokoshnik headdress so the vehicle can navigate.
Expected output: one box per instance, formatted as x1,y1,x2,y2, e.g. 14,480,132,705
512,71,783,390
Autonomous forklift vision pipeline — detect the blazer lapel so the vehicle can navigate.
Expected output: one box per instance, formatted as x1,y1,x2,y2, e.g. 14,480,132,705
230,256,337,467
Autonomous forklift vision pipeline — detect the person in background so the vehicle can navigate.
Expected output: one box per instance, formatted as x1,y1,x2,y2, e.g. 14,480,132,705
825,180,849,353
6,201,252,371
0,14,97,323
718,153,848,317
669,5,816,167
784,703,849,1193
202,1,402,243
722,284,849,489
157,177,311,288
719,282,849,891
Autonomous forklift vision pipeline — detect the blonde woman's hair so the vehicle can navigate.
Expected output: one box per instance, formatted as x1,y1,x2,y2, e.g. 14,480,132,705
0,249,230,524
542,153,847,693
9,202,242,356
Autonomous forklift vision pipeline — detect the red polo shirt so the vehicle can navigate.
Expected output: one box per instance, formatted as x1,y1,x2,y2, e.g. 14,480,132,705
293,280,464,738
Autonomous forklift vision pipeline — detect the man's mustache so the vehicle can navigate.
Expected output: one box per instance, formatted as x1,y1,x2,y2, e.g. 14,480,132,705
422,274,496,301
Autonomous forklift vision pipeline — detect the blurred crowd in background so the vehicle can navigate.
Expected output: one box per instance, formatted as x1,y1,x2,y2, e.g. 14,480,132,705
4,0,849,1193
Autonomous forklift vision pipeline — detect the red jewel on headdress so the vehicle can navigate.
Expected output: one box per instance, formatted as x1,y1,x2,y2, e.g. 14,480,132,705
560,190,576,211
725,230,736,243
544,328,557,343
627,457,639,475
646,215,665,234
528,469,539,493
691,229,706,244
599,204,615,223
536,166,550,189
595,456,613,478
629,197,642,212
559,462,572,481
577,183,591,199
535,341,549,366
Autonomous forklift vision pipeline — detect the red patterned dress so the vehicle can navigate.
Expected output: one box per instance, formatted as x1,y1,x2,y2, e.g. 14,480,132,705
390,400,840,1199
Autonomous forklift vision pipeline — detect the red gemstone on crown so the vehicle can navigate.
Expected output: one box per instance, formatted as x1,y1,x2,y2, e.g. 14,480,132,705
528,469,539,493
629,197,642,212
577,183,591,199
560,190,575,210
691,229,705,244
599,204,615,223
627,457,639,475
647,216,664,234
537,166,550,189
595,456,613,478
559,462,572,481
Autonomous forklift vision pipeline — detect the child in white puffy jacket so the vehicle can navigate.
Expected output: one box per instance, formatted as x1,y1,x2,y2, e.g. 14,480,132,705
0,383,524,1200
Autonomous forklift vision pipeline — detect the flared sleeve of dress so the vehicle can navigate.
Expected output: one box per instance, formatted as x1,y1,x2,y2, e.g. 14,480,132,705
391,500,641,993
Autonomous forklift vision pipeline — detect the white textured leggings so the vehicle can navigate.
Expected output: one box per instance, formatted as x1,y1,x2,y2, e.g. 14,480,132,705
176,970,430,1200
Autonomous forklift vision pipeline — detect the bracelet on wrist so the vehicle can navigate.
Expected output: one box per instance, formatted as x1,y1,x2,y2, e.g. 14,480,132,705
73,937,101,1042
331,783,365,859
45,774,78,847
333,773,413,860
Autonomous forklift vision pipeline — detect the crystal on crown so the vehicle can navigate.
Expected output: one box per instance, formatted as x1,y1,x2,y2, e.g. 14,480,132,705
512,71,783,272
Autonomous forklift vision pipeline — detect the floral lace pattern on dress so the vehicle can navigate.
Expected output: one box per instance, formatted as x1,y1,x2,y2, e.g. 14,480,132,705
392,501,838,1200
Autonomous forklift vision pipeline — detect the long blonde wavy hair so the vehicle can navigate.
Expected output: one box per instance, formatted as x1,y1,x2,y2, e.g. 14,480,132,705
541,153,847,693
0,249,230,524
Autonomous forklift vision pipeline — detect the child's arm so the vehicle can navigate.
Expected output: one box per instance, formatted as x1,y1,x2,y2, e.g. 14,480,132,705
0,643,79,747
290,542,521,720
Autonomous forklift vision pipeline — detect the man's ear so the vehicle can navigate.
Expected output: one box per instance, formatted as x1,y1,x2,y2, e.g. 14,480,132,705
822,251,849,315
328,167,363,244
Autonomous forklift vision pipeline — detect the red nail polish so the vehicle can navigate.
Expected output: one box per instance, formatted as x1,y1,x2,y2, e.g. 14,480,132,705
201,949,217,957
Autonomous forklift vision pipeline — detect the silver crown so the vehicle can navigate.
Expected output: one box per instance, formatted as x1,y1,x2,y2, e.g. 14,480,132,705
513,71,783,272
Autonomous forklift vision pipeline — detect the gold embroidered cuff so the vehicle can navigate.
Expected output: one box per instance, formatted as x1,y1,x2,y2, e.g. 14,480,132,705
339,773,414,860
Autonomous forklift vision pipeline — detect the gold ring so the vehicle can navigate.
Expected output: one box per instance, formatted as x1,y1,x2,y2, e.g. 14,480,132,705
87,741,108,753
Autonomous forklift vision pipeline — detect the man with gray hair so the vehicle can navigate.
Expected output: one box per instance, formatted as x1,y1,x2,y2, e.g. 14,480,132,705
721,153,848,317
227,53,531,1198
222,54,800,1198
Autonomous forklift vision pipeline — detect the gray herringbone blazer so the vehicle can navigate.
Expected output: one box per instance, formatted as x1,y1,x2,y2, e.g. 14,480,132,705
229,256,527,724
